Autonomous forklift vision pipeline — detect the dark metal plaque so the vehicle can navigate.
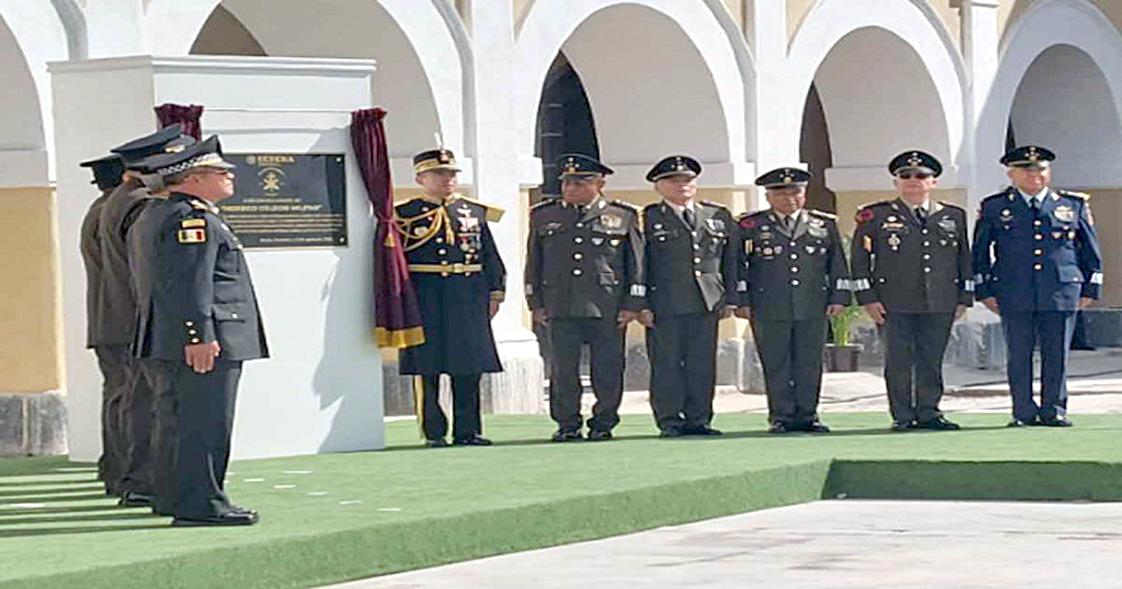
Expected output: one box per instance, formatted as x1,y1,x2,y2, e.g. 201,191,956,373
222,153,348,248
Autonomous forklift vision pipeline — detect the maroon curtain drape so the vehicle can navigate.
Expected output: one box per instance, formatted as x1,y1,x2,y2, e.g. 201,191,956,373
351,107,425,349
155,104,204,140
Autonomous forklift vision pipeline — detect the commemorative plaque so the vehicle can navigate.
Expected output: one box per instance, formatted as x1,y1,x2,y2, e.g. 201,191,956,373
222,153,348,248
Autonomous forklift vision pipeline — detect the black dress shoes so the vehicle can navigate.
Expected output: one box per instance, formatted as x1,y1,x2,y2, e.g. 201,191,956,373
118,491,155,507
172,509,259,527
551,430,583,442
425,438,449,448
684,425,724,436
1007,417,1038,427
803,421,831,433
1039,415,1073,427
587,430,613,442
891,420,917,432
768,422,789,434
453,434,493,446
918,416,960,431
659,427,684,438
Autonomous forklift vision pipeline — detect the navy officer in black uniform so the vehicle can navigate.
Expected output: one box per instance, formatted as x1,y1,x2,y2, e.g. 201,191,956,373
851,151,971,431
526,154,643,442
735,168,849,433
395,149,505,447
640,156,737,438
132,136,268,526
973,146,1102,427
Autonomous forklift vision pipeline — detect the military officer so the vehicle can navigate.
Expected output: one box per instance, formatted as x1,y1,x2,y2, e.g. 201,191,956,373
396,149,505,448
973,146,1103,427
851,151,971,432
526,154,643,442
97,125,194,507
640,156,737,438
132,136,268,526
735,168,849,434
79,154,126,494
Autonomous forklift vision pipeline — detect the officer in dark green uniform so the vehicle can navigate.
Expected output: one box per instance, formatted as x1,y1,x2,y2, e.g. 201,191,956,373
735,168,849,434
526,154,644,442
851,151,971,431
98,125,195,506
396,149,505,448
640,155,737,438
79,154,126,495
132,136,268,526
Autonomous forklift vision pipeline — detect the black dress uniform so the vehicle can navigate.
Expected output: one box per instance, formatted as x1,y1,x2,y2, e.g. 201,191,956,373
973,146,1103,427
526,155,644,440
642,156,737,437
96,125,195,504
132,137,268,525
397,149,505,446
737,168,850,433
79,154,125,493
851,151,971,430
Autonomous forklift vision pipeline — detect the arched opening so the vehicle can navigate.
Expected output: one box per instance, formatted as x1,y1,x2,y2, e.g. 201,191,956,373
799,84,837,213
187,0,450,182
0,15,46,161
801,26,954,233
534,52,599,201
1009,44,1122,307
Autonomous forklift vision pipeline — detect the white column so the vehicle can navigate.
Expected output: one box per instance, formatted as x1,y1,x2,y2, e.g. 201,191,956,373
749,0,797,208
962,0,1001,213
467,0,543,413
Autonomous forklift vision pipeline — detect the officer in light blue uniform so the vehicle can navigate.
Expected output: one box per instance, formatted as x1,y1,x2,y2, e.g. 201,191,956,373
972,146,1103,427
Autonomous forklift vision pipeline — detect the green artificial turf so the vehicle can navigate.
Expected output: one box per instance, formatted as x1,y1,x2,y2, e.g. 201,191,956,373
0,412,1120,588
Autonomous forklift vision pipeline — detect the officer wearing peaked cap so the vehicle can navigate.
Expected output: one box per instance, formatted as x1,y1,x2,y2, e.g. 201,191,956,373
396,148,506,448
79,154,127,495
851,151,970,432
640,155,737,438
131,135,268,526
735,168,850,434
94,124,195,506
526,154,644,442
973,146,1103,428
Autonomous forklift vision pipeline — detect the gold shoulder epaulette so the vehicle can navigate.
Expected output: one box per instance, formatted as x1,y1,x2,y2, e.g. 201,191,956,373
1060,190,1091,201
699,200,729,211
188,200,209,211
938,201,965,211
530,199,559,211
737,210,765,222
807,209,836,219
458,195,505,222
983,188,1014,202
858,200,892,211
610,199,641,213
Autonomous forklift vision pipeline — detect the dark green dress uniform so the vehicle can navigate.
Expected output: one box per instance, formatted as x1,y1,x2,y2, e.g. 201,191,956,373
973,146,1103,427
526,185,644,439
396,150,506,446
79,154,125,493
132,137,268,525
851,152,972,430
738,169,850,432
642,156,737,436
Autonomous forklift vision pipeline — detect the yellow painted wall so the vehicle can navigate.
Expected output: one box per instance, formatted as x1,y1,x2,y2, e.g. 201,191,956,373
0,187,62,393
1087,189,1122,308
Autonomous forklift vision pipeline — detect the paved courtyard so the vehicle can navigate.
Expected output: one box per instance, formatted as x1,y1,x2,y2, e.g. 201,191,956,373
328,500,1122,589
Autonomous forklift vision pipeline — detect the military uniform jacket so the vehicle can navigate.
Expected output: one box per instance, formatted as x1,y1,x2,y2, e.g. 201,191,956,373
131,193,269,362
525,196,644,318
80,191,111,348
737,209,850,321
96,179,151,346
973,187,1102,313
396,194,505,375
851,199,973,313
643,200,737,315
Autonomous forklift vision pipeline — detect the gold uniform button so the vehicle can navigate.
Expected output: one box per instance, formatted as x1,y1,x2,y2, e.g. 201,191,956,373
790,254,798,260
924,267,931,273
693,257,701,264
693,244,700,250
1035,234,1044,241
923,254,931,260
190,338,201,344
1034,249,1043,255
188,329,197,335
438,249,447,255
231,313,238,319
573,253,583,260
923,241,930,247
435,237,444,244
441,260,449,265
694,270,702,277
573,269,583,276
185,321,194,327
574,237,584,244
1034,220,1043,227
791,279,800,286
576,223,584,228
791,267,799,273
441,272,449,277
1034,264,1043,270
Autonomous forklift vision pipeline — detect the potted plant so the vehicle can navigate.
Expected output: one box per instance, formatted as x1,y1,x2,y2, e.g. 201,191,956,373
825,303,863,372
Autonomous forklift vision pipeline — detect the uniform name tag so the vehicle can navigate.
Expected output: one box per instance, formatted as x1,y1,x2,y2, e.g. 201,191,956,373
181,219,206,228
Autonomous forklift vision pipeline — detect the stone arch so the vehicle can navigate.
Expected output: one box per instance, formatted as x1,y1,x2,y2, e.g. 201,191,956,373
515,0,754,187
143,0,471,183
787,0,966,192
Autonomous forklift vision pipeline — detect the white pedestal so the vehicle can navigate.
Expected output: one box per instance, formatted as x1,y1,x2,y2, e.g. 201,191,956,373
50,55,385,460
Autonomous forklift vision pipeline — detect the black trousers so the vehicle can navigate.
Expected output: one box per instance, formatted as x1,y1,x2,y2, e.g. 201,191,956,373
1003,311,1076,422
94,345,131,493
151,359,242,518
751,318,827,427
549,317,625,433
880,312,954,422
646,312,719,431
418,374,482,441
118,359,156,495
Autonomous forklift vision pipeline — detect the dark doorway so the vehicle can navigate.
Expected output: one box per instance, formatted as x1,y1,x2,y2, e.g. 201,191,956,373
799,83,838,213
534,53,599,203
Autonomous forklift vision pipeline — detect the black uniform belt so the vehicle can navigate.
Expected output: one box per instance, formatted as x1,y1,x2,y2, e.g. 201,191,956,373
408,263,483,274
